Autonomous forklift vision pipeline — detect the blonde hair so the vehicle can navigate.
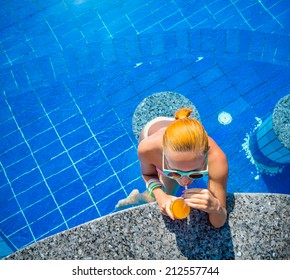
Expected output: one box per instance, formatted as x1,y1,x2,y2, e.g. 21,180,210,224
163,108,208,154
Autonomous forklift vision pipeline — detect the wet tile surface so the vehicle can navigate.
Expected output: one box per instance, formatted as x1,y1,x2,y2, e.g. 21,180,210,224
0,0,289,253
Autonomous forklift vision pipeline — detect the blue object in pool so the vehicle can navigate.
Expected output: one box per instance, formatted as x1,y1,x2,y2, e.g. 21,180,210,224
257,115,290,163
257,95,290,164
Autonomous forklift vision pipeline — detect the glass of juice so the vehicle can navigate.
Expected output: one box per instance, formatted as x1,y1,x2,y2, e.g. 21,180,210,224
170,198,190,219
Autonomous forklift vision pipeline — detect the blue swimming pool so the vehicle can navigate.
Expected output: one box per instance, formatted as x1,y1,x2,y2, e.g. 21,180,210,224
0,0,289,255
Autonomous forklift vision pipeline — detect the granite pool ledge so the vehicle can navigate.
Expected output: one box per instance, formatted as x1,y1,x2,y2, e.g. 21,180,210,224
6,193,290,260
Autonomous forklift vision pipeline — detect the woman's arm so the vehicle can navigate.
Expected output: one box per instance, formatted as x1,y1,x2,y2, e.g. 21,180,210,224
207,174,228,228
138,143,177,219
207,140,228,228
138,141,160,183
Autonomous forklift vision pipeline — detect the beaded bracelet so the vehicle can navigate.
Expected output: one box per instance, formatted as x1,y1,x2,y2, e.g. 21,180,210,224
146,179,166,198
146,178,161,192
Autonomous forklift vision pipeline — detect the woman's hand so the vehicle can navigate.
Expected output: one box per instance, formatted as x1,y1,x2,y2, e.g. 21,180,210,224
182,188,221,214
156,193,178,220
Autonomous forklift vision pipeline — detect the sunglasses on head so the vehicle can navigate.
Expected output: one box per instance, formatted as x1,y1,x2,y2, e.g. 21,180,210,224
162,150,208,180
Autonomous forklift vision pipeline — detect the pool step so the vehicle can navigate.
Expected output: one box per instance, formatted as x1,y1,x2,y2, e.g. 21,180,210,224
0,233,15,259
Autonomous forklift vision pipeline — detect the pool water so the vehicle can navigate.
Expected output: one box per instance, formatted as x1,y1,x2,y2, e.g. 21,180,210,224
0,0,289,254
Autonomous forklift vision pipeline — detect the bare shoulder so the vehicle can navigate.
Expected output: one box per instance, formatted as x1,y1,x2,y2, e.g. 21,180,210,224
208,137,228,180
138,134,162,164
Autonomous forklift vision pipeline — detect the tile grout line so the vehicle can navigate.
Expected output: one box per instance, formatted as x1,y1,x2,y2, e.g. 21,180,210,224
2,161,113,224
33,90,102,217
64,83,129,197
95,10,113,39
0,162,36,250
3,91,70,229
258,0,284,29
44,19,64,51
2,141,136,205
230,0,254,31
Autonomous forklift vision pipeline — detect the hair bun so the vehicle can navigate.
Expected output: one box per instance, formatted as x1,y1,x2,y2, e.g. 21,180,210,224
174,108,192,120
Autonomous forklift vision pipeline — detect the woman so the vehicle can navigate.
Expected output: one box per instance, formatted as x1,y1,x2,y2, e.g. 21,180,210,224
116,108,228,228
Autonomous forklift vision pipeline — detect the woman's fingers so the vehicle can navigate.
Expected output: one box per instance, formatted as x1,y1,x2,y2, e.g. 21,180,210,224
184,200,208,211
184,188,206,193
183,188,212,198
159,197,176,220
165,202,175,220
184,197,204,205
182,188,219,213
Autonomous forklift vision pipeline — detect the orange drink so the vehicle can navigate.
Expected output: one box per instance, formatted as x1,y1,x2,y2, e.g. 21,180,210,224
170,198,190,219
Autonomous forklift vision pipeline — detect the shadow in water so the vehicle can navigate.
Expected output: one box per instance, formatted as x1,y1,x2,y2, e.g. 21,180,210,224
162,194,235,260
250,131,290,194
261,163,290,194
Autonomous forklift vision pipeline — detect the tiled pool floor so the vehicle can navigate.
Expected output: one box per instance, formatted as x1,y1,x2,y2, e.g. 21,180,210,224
0,0,290,254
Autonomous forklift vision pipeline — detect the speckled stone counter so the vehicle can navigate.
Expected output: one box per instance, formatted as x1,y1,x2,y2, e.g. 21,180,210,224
273,94,290,154
6,193,290,260
132,91,200,141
